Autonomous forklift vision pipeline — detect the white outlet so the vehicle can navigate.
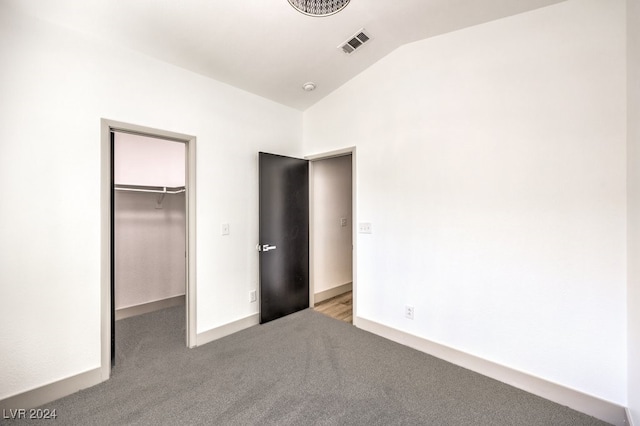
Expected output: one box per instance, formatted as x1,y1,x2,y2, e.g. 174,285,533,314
250,290,257,303
358,222,372,234
221,223,230,235
340,217,348,227
405,305,414,320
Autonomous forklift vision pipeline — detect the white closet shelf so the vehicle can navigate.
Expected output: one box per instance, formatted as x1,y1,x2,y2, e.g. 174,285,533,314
114,184,185,194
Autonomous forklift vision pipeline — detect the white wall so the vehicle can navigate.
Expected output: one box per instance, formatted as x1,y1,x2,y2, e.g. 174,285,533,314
0,0,631,412
628,0,640,422
0,4,301,400
114,133,185,188
113,132,186,309
312,155,352,294
304,0,626,404
115,192,186,310
114,133,186,310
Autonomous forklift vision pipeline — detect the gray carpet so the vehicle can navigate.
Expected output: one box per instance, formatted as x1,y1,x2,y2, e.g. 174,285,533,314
3,306,609,425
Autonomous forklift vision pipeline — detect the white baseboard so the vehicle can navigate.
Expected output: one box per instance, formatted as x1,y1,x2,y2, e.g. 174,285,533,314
0,311,257,411
314,282,352,304
355,316,627,426
0,368,104,411
2,312,628,425
116,295,185,321
195,313,259,347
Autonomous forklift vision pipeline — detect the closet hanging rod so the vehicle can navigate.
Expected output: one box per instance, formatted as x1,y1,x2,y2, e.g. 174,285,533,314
114,184,185,194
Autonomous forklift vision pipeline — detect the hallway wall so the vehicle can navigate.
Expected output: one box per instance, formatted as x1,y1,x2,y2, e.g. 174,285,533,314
312,155,353,297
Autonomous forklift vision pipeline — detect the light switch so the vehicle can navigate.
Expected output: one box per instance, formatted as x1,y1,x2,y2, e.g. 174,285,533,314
340,218,348,227
358,223,372,234
221,223,230,235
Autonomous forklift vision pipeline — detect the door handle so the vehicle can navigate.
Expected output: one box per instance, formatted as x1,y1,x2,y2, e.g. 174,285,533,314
257,244,277,252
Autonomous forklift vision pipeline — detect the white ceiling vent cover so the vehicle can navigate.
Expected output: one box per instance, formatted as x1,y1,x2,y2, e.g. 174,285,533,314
339,29,372,54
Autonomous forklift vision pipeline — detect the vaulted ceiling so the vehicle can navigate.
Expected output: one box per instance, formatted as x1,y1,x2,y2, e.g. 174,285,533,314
7,0,566,110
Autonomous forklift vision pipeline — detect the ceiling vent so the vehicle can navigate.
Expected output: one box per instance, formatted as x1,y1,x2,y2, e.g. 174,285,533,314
339,29,371,54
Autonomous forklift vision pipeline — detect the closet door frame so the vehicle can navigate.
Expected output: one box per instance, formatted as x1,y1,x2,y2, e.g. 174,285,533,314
100,119,197,379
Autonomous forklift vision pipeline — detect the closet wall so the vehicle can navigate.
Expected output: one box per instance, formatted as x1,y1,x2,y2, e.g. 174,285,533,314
114,132,186,312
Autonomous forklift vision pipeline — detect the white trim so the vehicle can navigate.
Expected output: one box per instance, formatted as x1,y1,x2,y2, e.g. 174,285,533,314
115,295,186,321
101,119,198,365
0,368,102,410
100,120,112,382
314,282,352,304
195,314,259,347
355,316,627,426
308,157,316,308
306,147,355,161
185,135,197,348
351,149,357,321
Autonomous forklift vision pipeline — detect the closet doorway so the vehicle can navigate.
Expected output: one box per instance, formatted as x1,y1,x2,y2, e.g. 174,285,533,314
101,119,196,375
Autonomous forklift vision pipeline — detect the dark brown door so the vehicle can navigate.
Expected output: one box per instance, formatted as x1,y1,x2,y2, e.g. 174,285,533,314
258,152,309,323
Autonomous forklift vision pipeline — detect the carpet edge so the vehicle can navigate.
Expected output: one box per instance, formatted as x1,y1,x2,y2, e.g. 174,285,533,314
355,315,626,426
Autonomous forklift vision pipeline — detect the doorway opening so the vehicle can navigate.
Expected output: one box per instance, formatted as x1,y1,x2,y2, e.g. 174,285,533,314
257,147,356,326
309,150,354,324
101,119,197,378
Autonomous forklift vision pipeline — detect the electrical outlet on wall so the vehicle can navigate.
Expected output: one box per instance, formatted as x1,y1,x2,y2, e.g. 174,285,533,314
340,217,348,227
405,305,414,320
250,290,257,303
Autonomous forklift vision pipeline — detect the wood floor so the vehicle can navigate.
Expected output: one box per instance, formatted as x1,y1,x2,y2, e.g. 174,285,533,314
313,291,352,323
